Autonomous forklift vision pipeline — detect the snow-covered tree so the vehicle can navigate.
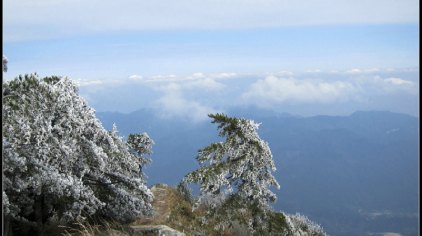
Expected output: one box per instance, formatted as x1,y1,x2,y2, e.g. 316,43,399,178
2,74,153,234
2,55,7,72
127,132,154,169
184,113,280,233
284,213,326,236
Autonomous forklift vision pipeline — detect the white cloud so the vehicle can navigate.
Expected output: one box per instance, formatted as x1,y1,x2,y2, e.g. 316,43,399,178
129,74,143,81
191,73,205,79
150,74,178,82
242,76,358,105
306,69,322,73
75,72,234,94
241,70,419,109
154,90,220,122
4,0,419,42
385,77,414,86
346,68,364,74
75,79,105,87
344,68,381,74
133,72,231,91
185,78,225,91
145,72,230,121
210,72,240,80
365,68,380,73
352,75,417,94
272,71,295,77
75,77,131,88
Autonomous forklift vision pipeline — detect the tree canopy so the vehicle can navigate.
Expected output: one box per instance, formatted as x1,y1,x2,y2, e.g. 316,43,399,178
183,113,280,233
185,113,280,208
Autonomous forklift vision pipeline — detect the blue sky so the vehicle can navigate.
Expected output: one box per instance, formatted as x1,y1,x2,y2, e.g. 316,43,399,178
3,25,419,78
3,0,419,119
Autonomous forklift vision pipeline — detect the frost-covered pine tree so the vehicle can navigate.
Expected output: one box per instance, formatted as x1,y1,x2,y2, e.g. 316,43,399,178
2,74,153,234
184,113,280,233
2,55,7,72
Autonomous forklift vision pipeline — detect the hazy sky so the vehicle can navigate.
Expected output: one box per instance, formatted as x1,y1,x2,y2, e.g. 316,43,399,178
3,0,419,119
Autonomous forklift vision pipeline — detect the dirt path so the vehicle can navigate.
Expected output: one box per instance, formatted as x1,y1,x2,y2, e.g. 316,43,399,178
150,185,172,222
133,184,173,225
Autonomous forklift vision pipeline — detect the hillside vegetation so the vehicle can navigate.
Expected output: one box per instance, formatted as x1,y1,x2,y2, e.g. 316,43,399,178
132,183,326,236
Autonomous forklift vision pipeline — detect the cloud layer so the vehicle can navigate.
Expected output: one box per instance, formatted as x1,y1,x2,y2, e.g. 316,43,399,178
76,68,419,120
242,76,358,105
242,73,418,107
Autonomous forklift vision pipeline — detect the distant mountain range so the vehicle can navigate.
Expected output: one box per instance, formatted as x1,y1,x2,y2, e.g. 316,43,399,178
96,109,419,236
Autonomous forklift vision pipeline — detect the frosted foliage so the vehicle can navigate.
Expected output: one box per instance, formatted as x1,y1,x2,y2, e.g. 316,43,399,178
2,74,153,225
127,132,154,167
185,113,280,209
3,55,7,72
285,213,327,236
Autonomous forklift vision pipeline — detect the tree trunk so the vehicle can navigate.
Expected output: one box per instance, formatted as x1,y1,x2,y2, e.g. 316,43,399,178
34,195,44,236
3,215,12,236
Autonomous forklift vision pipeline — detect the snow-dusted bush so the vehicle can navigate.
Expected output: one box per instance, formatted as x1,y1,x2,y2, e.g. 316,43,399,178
2,74,153,231
285,213,327,236
184,113,280,233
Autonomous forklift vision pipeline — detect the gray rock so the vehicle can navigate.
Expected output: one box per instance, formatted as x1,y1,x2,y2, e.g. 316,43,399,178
130,225,185,236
